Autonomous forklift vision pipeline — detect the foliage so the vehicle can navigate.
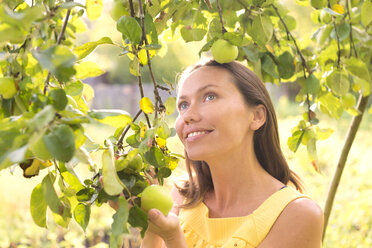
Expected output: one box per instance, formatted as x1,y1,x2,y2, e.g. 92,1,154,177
0,0,371,247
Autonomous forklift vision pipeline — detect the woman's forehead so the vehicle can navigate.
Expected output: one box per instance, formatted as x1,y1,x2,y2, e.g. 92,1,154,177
177,66,238,98
178,66,232,90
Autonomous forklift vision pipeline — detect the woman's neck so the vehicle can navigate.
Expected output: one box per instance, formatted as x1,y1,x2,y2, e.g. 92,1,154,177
203,148,284,218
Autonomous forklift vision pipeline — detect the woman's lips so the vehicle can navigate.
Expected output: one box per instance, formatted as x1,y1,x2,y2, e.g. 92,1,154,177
185,130,213,142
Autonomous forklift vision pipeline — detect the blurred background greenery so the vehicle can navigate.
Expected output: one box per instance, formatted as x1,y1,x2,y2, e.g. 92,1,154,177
0,0,371,247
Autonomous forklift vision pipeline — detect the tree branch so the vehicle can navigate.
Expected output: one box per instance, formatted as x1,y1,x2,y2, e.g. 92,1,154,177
216,0,227,34
137,73,152,128
117,109,143,151
271,4,308,78
346,0,358,58
322,94,370,240
272,4,312,123
138,0,165,119
129,0,135,17
43,7,72,94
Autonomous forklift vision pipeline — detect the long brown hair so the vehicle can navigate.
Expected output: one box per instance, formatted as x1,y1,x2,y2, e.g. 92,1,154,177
176,59,304,208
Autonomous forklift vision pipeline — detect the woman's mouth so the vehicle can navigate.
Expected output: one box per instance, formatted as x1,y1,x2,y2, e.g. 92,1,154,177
185,130,213,142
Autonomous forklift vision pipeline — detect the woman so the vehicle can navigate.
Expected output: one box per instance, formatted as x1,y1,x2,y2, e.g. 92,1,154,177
141,59,324,248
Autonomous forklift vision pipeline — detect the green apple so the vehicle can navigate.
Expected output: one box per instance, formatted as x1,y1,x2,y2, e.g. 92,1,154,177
311,0,327,9
29,136,53,161
128,154,143,172
0,77,17,99
110,1,129,21
211,39,238,64
141,185,173,216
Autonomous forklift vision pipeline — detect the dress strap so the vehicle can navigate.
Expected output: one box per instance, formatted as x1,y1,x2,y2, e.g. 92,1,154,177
252,187,310,244
232,187,310,247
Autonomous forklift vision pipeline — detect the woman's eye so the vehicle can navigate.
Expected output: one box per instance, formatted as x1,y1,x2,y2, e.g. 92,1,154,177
205,94,216,101
179,102,188,110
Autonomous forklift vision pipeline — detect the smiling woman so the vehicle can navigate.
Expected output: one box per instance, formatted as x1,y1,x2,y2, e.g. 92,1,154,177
140,60,324,248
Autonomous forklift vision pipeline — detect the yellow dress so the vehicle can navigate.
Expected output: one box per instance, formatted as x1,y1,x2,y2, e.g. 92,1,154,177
178,186,311,248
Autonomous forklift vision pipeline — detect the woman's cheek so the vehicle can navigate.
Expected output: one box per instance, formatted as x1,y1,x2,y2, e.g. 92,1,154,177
175,116,184,142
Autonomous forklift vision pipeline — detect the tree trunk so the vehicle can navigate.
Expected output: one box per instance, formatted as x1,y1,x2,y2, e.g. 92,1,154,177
322,94,370,241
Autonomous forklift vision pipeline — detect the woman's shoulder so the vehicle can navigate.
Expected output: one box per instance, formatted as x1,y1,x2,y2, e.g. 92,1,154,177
259,196,324,248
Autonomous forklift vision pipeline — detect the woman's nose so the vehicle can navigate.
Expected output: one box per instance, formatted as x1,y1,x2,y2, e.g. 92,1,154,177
182,104,201,124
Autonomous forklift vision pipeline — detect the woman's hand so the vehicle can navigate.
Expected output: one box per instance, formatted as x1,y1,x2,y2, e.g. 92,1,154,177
144,209,187,248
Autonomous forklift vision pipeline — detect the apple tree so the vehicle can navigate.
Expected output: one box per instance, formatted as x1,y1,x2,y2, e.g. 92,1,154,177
0,0,371,246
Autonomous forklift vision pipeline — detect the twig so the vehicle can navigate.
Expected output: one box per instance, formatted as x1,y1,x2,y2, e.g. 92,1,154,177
156,85,172,94
216,0,227,34
346,0,358,58
117,109,143,150
272,4,308,78
137,73,152,128
332,21,341,68
43,7,72,94
129,0,135,17
138,0,165,119
272,4,313,123
327,0,341,68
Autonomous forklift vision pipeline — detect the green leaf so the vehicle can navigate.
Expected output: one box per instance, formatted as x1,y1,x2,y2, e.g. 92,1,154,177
157,121,171,139
223,32,243,46
128,206,148,238
345,58,371,82
278,51,295,79
32,45,76,82
327,71,349,96
117,16,142,45
88,109,131,128
180,26,207,42
73,203,91,232
30,183,47,228
250,15,273,45
139,97,155,114
318,92,343,119
207,18,223,40
73,37,113,60
102,143,124,196
164,97,176,115
42,172,65,215
43,124,76,162
315,127,334,140
75,61,104,79
330,22,350,41
144,146,166,168
110,196,129,247
76,188,95,202
86,0,103,21
157,167,172,178
304,74,320,95
129,56,140,76
287,130,304,152
28,105,55,132
307,138,318,161
242,45,259,63
361,0,372,27
261,54,278,79
60,2,85,8
61,170,85,192
278,15,296,32
50,89,67,111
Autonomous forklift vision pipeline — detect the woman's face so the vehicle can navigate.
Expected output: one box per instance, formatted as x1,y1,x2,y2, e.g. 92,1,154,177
175,66,258,161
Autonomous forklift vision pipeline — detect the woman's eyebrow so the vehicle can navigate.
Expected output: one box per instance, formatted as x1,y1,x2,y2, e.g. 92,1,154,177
178,84,219,100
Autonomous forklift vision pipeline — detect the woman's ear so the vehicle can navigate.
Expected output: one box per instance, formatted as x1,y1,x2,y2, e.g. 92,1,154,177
250,104,266,130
